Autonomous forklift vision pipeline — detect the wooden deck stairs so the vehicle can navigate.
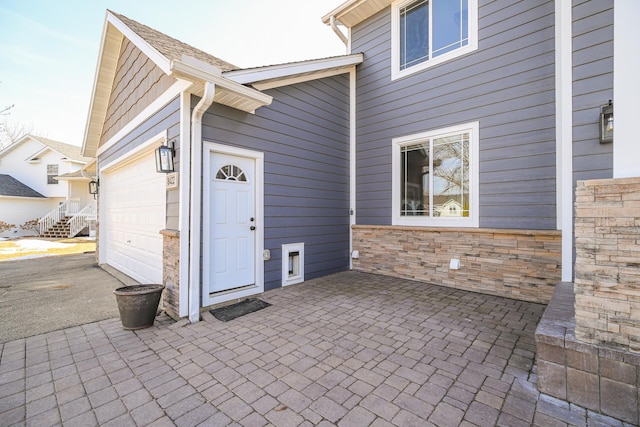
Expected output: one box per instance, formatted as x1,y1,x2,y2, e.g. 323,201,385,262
40,216,72,238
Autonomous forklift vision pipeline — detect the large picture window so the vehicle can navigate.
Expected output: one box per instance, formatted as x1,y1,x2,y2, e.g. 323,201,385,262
392,122,479,227
392,0,478,79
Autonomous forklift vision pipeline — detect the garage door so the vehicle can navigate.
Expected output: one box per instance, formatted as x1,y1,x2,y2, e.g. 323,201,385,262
103,152,165,284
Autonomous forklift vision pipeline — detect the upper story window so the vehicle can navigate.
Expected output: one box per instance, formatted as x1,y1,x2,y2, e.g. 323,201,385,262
392,0,478,80
392,122,479,227
47,164,59,184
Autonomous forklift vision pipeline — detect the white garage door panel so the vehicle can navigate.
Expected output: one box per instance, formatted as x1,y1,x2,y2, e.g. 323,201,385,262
104,153,165,284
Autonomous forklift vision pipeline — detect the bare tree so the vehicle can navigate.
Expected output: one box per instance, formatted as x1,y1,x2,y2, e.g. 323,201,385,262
0,120,35,150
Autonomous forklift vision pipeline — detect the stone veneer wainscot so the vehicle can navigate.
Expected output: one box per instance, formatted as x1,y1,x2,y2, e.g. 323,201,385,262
352,225,561,304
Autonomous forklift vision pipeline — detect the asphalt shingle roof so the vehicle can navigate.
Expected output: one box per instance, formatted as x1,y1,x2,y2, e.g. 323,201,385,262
0,174,45,198
30,136,92,163
111,11,238,72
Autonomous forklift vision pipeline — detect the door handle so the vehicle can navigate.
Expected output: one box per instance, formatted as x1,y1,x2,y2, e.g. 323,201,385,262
250,226,256,231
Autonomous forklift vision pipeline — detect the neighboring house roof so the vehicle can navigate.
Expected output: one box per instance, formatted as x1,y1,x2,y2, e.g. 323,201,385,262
0,174,45,198
0,134,92,164
322,0,392,28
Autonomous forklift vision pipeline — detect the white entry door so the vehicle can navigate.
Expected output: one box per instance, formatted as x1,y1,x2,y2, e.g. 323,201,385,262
206,152,256,294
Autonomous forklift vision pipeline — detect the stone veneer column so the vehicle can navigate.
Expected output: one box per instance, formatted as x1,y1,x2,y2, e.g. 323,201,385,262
574,177,640,352
160,229,180,320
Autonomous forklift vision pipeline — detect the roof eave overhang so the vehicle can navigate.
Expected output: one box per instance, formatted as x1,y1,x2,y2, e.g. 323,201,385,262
81,19,124,158
82,11,273,158
322,0,392,28
223,53,363,90
0,195,47,199
170,60,273,113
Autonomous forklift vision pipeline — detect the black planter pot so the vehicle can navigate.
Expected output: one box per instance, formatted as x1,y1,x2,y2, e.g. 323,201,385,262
113,284,164,330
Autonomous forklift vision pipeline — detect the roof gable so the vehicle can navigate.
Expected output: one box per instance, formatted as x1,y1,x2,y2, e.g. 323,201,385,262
82,11,273,158
0,135,90,164
110,11,237,73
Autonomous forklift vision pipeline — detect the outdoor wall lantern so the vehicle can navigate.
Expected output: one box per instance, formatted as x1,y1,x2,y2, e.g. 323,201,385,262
600,100,613,144
88,179,99,195
155,140,175,173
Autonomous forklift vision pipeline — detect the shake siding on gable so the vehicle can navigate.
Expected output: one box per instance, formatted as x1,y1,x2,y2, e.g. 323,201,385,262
572,0,613,183
100,40,176,146
200,76,351,291
352,0,557,230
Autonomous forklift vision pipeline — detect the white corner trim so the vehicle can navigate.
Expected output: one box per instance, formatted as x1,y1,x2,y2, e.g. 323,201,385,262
349,67,357,269
555,0,573,282
96,80,192,157
613,0,640,178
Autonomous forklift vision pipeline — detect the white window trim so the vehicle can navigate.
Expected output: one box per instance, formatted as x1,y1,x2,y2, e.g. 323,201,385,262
392,121,479,227
391,0,479,81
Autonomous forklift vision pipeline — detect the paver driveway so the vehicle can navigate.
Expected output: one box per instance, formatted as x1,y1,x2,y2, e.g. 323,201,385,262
0,271,628,426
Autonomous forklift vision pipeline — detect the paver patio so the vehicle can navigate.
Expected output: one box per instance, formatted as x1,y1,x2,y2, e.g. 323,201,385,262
0,271,632,426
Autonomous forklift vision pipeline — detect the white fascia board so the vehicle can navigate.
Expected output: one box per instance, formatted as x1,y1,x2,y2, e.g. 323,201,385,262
106,11,171,74
82,20,123,158
24,146,50,162
171,60,273,110
223,54,363,86
252,66,356,91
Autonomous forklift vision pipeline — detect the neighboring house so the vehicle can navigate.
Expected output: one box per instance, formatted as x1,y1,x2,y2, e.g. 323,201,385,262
0,135,94,237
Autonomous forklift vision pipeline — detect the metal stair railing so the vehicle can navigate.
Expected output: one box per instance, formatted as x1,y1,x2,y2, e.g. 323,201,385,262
68,202,97,238
37,200,79,236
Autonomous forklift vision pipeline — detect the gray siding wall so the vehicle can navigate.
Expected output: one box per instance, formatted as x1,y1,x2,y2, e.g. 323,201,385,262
572,0,613,183
98,96,181,230
353,0,557,229
200,76,351,291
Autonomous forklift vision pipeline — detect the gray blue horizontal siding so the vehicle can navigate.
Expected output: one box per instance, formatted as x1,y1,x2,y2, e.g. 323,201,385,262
98,96,181,230
201,76,351,291
572,0,613,183
352,0,557,230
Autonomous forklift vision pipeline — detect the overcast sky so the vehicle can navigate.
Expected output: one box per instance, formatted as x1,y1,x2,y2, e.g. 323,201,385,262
0,0,347,147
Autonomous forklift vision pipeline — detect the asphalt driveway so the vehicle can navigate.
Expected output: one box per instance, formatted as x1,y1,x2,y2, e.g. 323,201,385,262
0,253,125,343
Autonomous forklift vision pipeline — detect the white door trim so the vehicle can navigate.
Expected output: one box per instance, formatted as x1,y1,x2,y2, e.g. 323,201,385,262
202,142,264,307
